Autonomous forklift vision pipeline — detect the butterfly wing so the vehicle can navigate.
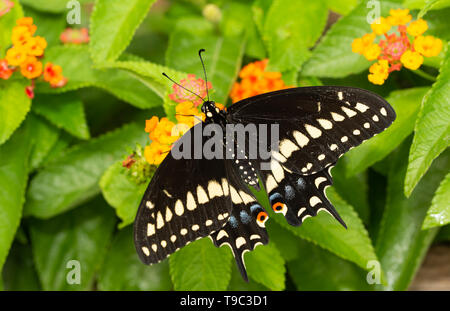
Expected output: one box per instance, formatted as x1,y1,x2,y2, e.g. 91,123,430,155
209,158,269,281
227,86,395,227
228,86,396,175
134,123,233,264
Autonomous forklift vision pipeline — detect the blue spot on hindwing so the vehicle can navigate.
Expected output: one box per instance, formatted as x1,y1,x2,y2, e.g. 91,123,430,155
284,185,295,200
297,177,305,190
229,215,238,228
269,192,282,204
240,210,251,224
250,204,261,212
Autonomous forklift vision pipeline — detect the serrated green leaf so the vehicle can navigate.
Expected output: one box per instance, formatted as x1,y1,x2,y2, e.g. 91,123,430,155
0,122,31,271
266,221,302,262
90,0,156,63
99,161,147,228
288,239,373,290
227,268,269,291
0,79,31,145
245,243,285,291
28,113,60,170
98,226,172,290
35,46,163,109
32,93,90,140
302,1,401,78
2,242,41,291
166,32,245,105
170,238,232,291
405,45,450,196
332,159,370,224
271,187,382,277
20,0,91,13
30,196,116,290
375,140,448,290
345,87,430,176
24,122,148,219
0,0,23,58
422,171,450,228
264,0,328,72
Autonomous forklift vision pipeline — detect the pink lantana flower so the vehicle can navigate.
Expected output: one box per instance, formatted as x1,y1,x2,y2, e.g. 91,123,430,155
0,0,14,17
169,74,212,107
60,28,90,44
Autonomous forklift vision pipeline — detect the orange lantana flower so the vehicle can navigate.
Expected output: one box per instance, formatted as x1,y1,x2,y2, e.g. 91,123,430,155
20,57,42,79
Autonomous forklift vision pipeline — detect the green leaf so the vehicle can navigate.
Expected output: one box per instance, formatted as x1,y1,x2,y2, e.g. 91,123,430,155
24,122,148,219
36,46,163,109
0,123,31,271
20,0,91,13
2,242,41,291
375,140,448,290
166,32,246,105
30,196,116,290
272,187,382,276
332,159,370,224
32,93,90,140
264,0,328,72
436,224,450,241
288,239,373,290
23,5,66,46
99,161,147,228
98,226,172,290
425,8,450,41
266,221,302,262
227,268,268,291
245,243,285,291
422,171,450,228
90,0,156,63
417,0,450,17
405,44,450,196
169,238,232,291
345,87,430,176
0,79,31,145
302,1,401,78
0,0,23,58
324,0,359,15
28,114,60,170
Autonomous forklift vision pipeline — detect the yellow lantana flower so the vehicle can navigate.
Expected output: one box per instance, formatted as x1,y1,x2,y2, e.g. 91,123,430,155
5,46,27,66
11,25,32,45
144,141,171,166
24,36,47,57
407,19,428,37
414,35,443,57
351,33,376,54
363,44,381,61
387,8,412,26
400,50,423,70
371,17,391,35
368,60,389,85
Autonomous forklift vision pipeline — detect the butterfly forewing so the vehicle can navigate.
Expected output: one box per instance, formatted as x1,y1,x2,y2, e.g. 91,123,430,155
228,86,396,176
134,123,233,264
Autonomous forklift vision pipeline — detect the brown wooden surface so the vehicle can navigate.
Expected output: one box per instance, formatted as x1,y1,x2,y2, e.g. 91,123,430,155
409,243,450,291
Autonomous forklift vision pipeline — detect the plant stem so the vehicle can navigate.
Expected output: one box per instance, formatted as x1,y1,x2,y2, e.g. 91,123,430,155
410,68,437,82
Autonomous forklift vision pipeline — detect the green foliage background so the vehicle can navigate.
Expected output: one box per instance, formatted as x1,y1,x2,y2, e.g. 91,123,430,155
0,0,449,291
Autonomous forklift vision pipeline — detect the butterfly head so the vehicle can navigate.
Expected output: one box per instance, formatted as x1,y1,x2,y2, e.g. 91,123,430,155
201,100,218,117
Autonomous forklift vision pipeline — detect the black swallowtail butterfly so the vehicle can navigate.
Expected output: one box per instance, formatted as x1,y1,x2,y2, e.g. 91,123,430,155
134,50,396,281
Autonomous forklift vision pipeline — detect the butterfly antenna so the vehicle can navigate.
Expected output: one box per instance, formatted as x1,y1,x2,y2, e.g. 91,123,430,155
198,49,210,101
162,72,205,102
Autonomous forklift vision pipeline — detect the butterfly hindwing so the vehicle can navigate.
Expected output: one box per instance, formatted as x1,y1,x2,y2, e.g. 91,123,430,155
228,86,396,176
134,123,233,264
210,158,269,281
261,160,346,228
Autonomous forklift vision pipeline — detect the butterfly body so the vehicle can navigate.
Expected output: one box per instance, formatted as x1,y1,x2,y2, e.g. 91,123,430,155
134,86,396,281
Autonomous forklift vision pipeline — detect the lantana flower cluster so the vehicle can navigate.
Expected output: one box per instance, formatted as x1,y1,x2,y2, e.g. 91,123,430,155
352,9,442,85
143,75,225,166
230,59,291,103
0,17,67,98
60,28,90,45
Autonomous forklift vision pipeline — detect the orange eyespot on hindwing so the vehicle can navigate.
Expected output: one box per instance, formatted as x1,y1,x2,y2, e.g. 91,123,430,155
256,211,268,227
